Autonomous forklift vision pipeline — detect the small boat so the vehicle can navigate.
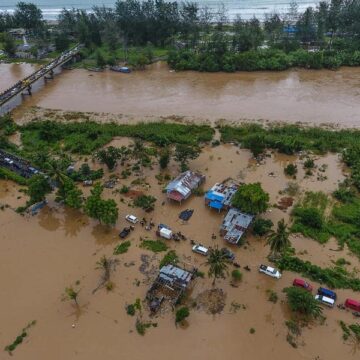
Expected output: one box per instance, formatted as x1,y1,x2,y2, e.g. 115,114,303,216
110,66,131,73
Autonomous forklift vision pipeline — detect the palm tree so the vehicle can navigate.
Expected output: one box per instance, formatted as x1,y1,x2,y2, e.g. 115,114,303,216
131,139,146,175
266,219,291,259
205,246,231,286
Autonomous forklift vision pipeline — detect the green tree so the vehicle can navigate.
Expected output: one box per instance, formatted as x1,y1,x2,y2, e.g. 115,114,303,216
84,183,118,225
3,33,16,56
175,306,190,324
96,146,123,170
96,50,106,68
174,144,200,171
232,182,269,214
54,33,70,52
159,148,170,169
205,246,231,286
14,2,43,33
284,287,323,319
252,218,273,236
56,177,83,209
27,174,51,205
266,219,291,258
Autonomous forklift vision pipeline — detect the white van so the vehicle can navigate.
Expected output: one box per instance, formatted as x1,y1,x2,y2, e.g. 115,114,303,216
125,214,138,224
315,295,335,308
192,244,209,256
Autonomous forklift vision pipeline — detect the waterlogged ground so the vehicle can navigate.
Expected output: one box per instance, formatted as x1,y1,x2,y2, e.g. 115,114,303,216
3,62,360,127
1,143,360,360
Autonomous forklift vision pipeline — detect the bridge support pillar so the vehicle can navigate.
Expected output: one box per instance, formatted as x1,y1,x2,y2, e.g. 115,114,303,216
26,85,32,96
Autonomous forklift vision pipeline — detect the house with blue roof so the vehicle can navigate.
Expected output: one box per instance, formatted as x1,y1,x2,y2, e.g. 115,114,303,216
205,180,239,211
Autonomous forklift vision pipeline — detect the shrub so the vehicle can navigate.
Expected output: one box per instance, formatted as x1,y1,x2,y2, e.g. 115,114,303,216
159,250,179,268
140,240,168,253
252,218,273,236
126,304,136,316
175,307,190,323
113,241,131,255
293,207,323,229
232,182,269,214
304,158,315,169
231,269,243,281
133,195,156,211
284,163,297,176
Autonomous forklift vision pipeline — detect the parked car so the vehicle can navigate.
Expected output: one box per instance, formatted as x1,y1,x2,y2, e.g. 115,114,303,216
119,227,131,239
125,214,138,224
221,248,235,261
317,287,337,300
293,278,313,292
192,244,209,256
259,264,282,279
315,295,335,308
344,298,360,312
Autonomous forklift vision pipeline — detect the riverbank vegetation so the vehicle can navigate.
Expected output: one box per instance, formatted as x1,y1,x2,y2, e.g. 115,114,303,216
2,0,360,71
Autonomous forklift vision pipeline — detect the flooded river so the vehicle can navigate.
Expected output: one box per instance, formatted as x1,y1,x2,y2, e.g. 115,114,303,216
5,62,360,127
0,63,38,93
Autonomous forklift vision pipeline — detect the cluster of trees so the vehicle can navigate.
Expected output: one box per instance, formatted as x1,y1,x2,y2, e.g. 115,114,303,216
0,2,44,34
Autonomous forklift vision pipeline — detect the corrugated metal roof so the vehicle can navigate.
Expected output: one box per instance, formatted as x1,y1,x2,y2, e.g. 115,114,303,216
166,171,205,201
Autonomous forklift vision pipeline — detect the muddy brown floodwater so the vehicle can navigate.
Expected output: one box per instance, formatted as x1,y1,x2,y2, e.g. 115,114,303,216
0,63,38,92
2,62,359,127
1,143,359,360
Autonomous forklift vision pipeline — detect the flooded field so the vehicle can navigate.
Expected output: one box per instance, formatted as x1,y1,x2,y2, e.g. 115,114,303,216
1,142,359,360
3,62,360,127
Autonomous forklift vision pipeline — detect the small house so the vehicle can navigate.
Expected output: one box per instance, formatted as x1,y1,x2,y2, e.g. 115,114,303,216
205,179,239,211
8,28,26,38
220,208,254,245
165,170,205,203
146,264,195,312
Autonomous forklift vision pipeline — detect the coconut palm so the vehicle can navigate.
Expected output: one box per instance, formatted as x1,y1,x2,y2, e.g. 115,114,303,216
266,219,291,259
205,246,231,286
131,139,147,174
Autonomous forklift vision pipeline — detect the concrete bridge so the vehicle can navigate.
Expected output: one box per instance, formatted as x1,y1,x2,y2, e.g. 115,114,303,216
0,44,82,115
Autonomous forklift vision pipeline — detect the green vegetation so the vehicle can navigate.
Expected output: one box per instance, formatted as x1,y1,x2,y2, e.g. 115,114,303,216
84,183,118,225
126,298,142,316
69,164,104,182
284,163,297,177
133,195,156,212
65,286,79,305
232,182,269,215
175,307,190,324
174,144,200,171
26,174,51,205
135,319,156,336
220,124,360,155
159,250,179,268
252,218,273,236
249,328,256,334
114,240,131,255
277,256,360,291
339,321,360,343
267,289,278,303
283,287,322,319
205,246,231,286
20,121,213,155
56,177,83,209
140,240,168,253
231,269,243,282
0,167,27,185
95,146,125,170
4,320,37,355
266,219,291,258
159,148,170,169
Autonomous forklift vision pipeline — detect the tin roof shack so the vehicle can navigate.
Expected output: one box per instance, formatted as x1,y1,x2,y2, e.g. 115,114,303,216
166,170,205,203
220,208,254,245
146,265,194,313
205,179,239,211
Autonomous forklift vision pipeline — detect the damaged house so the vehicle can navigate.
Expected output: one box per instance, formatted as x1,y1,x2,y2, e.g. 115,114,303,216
220,208,254,245
146,264,195,312
165,170,205,203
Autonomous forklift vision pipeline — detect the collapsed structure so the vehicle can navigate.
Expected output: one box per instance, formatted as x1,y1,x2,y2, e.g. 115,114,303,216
220,208,254,245
165,170,205,203
146,264,195,312
204,179,240,211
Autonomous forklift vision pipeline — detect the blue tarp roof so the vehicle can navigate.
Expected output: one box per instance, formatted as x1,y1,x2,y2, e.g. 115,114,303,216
209,201,224,210
205,191,224,202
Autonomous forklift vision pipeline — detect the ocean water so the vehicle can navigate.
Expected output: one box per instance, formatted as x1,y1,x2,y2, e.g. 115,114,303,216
0,0,320,20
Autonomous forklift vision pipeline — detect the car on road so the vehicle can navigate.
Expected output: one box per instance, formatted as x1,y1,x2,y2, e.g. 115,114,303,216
259,264,282,279
125,214,138,224
192,244,209,256
293,278,313,292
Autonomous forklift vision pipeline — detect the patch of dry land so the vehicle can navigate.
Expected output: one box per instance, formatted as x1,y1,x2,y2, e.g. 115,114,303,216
1,114,360,360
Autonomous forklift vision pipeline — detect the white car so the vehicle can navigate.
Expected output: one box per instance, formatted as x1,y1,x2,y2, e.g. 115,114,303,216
315,295,335,308
192,244,209,256
259,264,282,279
125,214,138,224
